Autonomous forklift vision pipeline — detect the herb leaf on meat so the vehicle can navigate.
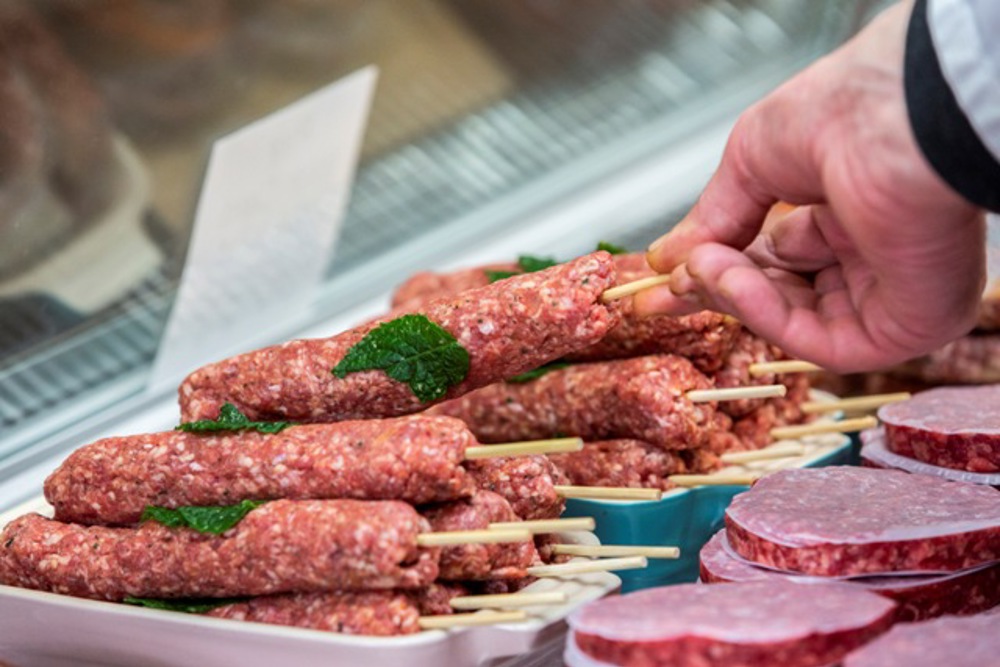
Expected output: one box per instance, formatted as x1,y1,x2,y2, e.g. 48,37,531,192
516,255,559,273
124,596,248,614
506,361,571,383
485,269,520,283
332,314,470,402
596,241,628,255
176,403,293,435
485,255,560,283
140,499,267,535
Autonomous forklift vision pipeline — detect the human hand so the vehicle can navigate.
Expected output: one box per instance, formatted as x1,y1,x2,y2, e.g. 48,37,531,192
635,0,985,373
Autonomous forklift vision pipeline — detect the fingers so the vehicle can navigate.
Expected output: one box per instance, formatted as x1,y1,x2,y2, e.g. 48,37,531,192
743,205,839,273
647,61,839,275
634,243,889,371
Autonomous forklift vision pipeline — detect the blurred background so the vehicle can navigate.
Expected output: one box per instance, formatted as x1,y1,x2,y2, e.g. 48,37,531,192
0,0,895,482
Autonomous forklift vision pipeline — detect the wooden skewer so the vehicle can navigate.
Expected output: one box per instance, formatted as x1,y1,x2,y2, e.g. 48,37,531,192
669,473,761,487
801,392,911,415
687,384,786,403
449,591,567,610
720,442,806,464
551,544,681,559
553,485,662,501
418,610,527,630
527,556,648,577
489,517,596,534
769,415,878,441
748,360,822,377
601,275,671,303
416,528,532,547
465,437,583,459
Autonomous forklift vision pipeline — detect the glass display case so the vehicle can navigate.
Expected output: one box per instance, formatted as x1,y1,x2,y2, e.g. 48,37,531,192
0,0,888,505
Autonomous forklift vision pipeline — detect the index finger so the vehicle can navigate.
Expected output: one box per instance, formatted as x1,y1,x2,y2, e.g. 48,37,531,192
646,69,831,273
647,120,777,273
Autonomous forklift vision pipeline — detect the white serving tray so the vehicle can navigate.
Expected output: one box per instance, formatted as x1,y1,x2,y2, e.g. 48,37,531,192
0,497,618,667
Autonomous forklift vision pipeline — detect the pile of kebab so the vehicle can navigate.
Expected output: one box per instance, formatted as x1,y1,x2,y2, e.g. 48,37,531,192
0,250,869,635
0,252,684,636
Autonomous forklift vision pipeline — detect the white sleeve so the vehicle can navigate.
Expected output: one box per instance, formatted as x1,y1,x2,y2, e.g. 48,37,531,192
928,0,1000,161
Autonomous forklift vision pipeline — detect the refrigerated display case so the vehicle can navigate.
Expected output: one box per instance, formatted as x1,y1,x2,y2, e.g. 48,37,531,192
0,2,891,663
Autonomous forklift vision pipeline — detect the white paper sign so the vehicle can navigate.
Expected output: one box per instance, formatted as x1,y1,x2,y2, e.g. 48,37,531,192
149,67,377,392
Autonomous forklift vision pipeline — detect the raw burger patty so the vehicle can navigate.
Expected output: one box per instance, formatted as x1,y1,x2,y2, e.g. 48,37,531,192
859,427,1000,488
699,530,1000,622
843,614,1000,667
724,467,1000,577
568,580,896,667
879,385,1000,473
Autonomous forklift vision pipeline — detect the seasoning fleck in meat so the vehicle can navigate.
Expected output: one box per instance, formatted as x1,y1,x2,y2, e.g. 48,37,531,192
427,355,716,450
879,386,1000,473
466,455,567,520
568,581,896,667
178,252,619,422
843,614,1000,667
699,530,1000,622
0,500,438,600
725,467,1000,577
45,415,479,526
391,253,741,373
548,440,686,490
421,491,537,581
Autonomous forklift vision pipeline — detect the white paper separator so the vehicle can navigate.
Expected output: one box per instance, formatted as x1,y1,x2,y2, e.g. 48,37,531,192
148,66,378,395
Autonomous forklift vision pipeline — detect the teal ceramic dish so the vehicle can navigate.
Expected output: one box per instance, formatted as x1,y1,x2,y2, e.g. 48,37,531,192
562,433,854,592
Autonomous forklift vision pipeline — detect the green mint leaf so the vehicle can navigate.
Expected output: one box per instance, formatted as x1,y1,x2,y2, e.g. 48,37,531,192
139,506,188,529
596,241,628,255
517,255,559,273
140,500,267,535
485,270,520,283
507,361,571,384
176,403,293,434
332,314,470,403
124,596,247,614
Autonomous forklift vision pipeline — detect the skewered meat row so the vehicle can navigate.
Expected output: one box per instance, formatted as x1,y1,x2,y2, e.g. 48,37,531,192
45,415,481,526
178,252,619,423
391,253,742,373
423,491,538,581
0,500,440,601
712,330,786,418
205,584,467,636
44,415,571,527
548,440,687,491
208,591,425,635
427,354,717,450
466,455,567,521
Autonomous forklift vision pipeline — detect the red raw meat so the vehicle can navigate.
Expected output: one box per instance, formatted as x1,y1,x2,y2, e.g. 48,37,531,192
567,580,896,667
699,530,1000,622
879,386,1000,473
725,467,1000,577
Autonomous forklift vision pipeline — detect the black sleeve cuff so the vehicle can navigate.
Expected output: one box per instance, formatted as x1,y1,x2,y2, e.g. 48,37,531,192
905,0,1000,212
